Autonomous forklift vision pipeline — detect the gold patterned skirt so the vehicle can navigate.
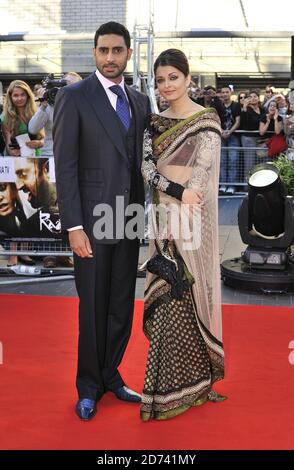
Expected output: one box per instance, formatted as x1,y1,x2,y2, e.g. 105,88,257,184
141,280,225,421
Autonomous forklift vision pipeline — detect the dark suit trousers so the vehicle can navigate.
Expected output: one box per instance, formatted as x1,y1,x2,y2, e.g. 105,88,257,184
74,237,140,400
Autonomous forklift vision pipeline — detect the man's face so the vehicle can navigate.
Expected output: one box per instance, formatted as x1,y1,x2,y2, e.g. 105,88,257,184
0,183,15,216
14,158,49,208
93,34,132,83
203,88,215,104
221,87,231,102
159,95,169,111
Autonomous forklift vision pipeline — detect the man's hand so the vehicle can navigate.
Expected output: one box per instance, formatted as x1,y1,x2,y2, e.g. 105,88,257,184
35,87,48,107
221,130,230,139
69,229,93,258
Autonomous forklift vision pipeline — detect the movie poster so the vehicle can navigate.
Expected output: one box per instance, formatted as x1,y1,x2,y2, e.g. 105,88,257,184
0,157,62,240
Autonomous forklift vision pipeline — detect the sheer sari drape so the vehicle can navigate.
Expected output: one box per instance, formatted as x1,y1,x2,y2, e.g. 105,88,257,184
141,110,225,420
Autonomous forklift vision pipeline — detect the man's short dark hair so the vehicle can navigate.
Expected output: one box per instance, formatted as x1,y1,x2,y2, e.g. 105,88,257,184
94,22,131,49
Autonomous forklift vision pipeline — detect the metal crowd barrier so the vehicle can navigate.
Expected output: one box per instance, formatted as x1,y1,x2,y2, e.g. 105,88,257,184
219,129,294,194
0,240,74,283
1,134,293,283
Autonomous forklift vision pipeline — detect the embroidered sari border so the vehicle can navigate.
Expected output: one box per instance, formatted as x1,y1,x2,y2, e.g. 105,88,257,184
142,378,211,405
153,107,218,148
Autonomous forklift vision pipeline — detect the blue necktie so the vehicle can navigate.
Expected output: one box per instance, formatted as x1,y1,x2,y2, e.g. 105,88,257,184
109,85,130,131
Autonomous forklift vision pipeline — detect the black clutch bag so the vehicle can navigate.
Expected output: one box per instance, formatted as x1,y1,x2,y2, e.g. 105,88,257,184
146,251,186,300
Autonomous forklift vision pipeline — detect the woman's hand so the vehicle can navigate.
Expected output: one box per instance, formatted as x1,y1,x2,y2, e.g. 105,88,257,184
243,97,251,110
25,140,41,149
182,188,203,205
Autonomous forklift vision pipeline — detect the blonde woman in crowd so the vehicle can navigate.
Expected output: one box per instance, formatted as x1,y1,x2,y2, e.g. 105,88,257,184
1,80,44,157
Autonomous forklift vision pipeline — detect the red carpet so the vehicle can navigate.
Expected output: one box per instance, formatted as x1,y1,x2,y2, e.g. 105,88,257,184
0,294,294,450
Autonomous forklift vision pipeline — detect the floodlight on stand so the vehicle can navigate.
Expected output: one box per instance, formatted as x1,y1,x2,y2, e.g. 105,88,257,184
221,163,294,293
247,163,286,239
243,163,288,270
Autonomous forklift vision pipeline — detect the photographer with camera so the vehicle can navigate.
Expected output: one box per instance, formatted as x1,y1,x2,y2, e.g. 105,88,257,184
29,72,82,268
29,74,69,157
195,85,225,127
29,72,82,156
29,86,54,157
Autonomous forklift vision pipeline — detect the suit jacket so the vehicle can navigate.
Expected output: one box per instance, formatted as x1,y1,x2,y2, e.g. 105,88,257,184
53,72,150,244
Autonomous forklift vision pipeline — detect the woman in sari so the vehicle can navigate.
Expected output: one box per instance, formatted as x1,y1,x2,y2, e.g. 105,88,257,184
141,49,225,421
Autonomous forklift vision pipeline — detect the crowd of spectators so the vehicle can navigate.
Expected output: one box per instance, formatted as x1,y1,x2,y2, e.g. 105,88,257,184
1,76,293,204
156,82,294,194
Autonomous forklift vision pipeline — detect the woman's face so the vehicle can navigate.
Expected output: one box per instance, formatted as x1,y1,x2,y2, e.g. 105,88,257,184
10,87,28,109
238,93,247,103
0,183,16,216
249,93,259,105
268,101,277,114
265,89,273,100
155,65,190,102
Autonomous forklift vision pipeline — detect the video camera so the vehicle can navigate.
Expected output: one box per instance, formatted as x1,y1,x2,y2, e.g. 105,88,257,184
39,74,68,106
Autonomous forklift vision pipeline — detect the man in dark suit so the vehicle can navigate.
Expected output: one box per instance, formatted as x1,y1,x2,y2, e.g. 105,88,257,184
53,22,150,421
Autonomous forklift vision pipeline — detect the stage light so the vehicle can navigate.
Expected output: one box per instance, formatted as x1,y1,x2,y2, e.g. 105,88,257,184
247,163,287,239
